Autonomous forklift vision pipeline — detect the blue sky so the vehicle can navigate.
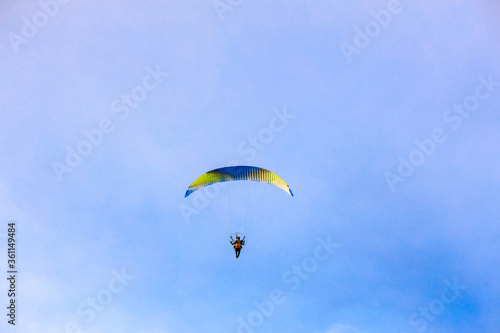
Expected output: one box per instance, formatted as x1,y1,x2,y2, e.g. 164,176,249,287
1,0,499,332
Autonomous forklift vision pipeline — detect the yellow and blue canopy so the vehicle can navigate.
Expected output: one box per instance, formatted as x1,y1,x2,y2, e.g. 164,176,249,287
185,166,293,197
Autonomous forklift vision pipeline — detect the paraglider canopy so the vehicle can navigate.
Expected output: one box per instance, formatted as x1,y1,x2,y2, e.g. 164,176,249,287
184,166,293,198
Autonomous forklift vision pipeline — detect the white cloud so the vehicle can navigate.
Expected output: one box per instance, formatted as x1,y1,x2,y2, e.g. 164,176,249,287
326,323,361,333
